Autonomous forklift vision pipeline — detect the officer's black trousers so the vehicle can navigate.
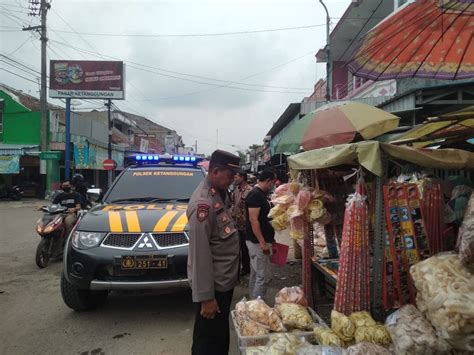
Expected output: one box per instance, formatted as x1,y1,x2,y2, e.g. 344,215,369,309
192,289,234,355
238,230,250,273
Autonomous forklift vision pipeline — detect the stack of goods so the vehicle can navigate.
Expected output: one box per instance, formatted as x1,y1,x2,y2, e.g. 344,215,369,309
457,193,474,271
384,304,451,354
269,182,331,240
410,253,474,352
330,310,391,348
235,297,285,337
234,287,316,336
313,310,391,348
334,180,371,315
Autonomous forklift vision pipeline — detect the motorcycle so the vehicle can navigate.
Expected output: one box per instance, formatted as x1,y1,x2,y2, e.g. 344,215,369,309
0,185,23,200
35,204,70,268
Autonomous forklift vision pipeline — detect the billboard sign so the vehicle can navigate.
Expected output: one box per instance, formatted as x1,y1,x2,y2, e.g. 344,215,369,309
49,60,125,99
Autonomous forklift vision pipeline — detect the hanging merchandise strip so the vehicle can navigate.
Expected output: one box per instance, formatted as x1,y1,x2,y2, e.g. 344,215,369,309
395,184,420,304
383,184,413,306
334,178,371,315
406,184,431,260
422,183,444,254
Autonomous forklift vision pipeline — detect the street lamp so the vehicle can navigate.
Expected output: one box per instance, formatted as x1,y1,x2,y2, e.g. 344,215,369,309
319,0,331,102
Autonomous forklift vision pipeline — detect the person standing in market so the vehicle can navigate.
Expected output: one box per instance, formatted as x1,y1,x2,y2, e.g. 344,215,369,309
231,170,253,276
187,150,241,355
245,169,276,300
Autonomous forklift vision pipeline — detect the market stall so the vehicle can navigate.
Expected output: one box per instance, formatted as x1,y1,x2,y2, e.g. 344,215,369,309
231,141,473,354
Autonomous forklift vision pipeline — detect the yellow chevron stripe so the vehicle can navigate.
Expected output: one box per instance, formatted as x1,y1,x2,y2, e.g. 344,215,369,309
171,212,188,232
108,211,123,233
125,211,141,232
153,211,178,232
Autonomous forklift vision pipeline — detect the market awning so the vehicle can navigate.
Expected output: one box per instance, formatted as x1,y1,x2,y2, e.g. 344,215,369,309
390,107,474,148
0,144,39,156
288,141,474,176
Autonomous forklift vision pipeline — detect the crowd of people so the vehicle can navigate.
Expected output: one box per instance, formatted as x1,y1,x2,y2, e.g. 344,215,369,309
187,149,279,355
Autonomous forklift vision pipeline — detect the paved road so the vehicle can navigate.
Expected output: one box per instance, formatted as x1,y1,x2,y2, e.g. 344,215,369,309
0,200,301,355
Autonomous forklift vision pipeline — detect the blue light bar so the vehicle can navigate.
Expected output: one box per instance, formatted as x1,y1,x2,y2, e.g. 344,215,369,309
128,154,203,165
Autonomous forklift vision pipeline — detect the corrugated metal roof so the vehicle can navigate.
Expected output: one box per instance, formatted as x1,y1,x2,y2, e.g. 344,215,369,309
0,144,39,155
266,103,301,137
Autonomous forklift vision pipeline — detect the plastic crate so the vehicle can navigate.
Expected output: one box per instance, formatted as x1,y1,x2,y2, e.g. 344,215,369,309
232,307,328,353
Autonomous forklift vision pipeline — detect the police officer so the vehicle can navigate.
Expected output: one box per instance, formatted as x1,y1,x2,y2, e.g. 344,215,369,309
187,150,241,355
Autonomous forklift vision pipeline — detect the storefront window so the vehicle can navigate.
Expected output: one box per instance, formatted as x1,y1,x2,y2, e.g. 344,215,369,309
0,112,3,133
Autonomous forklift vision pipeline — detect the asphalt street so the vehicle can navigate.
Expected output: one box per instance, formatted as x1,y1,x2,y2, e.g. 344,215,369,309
0,200,301,355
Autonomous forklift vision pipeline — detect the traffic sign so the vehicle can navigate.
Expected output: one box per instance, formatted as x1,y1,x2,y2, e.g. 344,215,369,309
103,159,117,170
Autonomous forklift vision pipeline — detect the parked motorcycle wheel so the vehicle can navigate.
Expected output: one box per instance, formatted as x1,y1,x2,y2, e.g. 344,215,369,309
35,238,50,268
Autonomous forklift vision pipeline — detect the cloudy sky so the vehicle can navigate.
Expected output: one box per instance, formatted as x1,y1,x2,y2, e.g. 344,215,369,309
1,0,350,155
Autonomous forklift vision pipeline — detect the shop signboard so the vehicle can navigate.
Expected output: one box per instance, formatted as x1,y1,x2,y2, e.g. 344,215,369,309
139,138,149,153
49,60,125,99
164,135,176,154
0,155,20,174
39,151,61,160
74,144,90,169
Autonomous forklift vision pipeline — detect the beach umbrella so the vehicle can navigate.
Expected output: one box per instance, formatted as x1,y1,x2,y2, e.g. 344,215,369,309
348,0,474,80
301,102,399,151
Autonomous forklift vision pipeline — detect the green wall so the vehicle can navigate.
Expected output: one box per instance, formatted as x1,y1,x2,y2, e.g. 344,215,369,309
0,91,41,144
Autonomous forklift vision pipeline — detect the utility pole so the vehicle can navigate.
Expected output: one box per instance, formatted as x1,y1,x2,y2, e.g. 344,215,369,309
24,0,49,153
24,0,50,195
105,99,113,187
194,140,198,155
319,0,331,102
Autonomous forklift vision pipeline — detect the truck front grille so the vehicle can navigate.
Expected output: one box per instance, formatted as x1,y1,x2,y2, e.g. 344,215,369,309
152,233,188,248
102,233,142,249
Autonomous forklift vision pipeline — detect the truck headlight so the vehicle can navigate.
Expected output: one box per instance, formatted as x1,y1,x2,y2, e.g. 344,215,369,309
72,231,105,249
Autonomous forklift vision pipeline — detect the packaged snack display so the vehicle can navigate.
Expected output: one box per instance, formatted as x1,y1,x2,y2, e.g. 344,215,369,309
275,286,308,307
410,253,474,351
276,303,313,330
457,193,474,270
246,298,285,332
344,342,391,355
313,325,343,347
384,304,451,354
331,310,355,343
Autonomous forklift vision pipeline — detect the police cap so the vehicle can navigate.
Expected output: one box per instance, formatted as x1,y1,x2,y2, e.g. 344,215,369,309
210,150,241,172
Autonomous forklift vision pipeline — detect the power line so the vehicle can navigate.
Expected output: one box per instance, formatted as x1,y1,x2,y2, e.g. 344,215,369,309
0,67,39,84
49,39,312,93
144,50,317,101
48,23,327,38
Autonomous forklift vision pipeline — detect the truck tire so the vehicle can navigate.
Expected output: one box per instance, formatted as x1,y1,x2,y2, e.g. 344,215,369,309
61,272,108,311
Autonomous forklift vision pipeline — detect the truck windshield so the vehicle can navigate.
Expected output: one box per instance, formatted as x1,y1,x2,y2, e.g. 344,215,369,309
105,168,205,202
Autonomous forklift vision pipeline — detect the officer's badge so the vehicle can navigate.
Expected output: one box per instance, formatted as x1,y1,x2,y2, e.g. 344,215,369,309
197,204,209,222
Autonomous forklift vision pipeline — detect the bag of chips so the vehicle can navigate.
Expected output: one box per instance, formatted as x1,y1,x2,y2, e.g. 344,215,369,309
275,286,308,307
276,303,313,330
246,297,285,332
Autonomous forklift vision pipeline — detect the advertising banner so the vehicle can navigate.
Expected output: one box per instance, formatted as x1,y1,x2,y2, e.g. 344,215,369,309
49,60,125,99
0,155,20,174
74,144,90,169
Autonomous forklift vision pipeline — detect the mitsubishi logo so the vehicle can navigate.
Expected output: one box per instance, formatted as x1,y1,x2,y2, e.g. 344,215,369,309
138,236,153,249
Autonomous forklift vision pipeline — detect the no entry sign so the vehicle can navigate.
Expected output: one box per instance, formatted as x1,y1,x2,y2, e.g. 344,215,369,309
103,159,117,170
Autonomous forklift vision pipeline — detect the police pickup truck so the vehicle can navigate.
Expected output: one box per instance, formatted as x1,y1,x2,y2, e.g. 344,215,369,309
61,154,205,311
